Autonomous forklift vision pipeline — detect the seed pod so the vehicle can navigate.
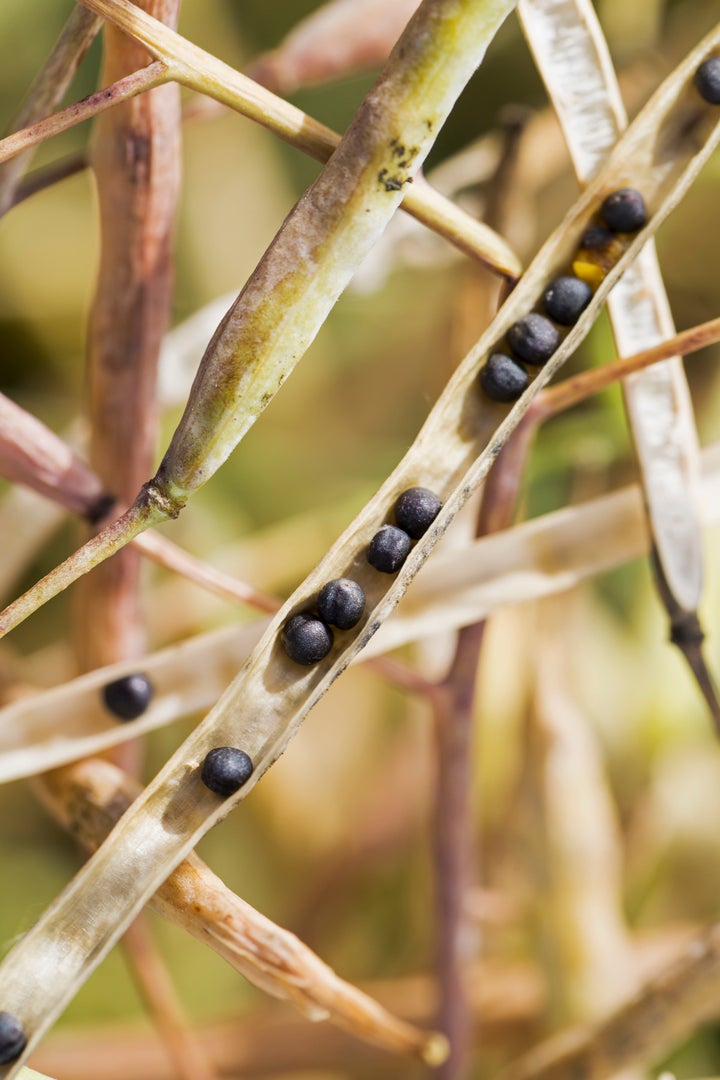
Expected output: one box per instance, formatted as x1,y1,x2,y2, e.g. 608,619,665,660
101,673,154,721
543,276,593,325
694,57,720,104
479,353,529,402
600,188,647,232
281,613,334,665
0,1012,26,1065
394,487,442,539
317,578,366,630
201,747,254,796
507,313,560,365
367,525,411,573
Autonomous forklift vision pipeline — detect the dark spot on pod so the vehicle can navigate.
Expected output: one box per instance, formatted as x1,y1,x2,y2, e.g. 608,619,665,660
281,613,334,665
317,578,366,630
102,673,154,721
694,57,720,105
0,1012,26,1065
367,525,411,573
480,353,529,402
543,276,593,325
201,747,254,796
394,487,442,540
580,225,613,250
600,188,647,233
507,313,560,365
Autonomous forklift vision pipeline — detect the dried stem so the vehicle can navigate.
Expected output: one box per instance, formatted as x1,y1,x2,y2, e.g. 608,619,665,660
0,4,101,215
35,758,447,1066
121,919,217,1080
76,0,520,279
0,64,170,169
501,922,720,1080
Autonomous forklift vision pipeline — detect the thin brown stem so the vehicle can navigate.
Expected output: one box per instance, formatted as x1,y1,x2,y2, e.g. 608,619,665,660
0,5,101,215
0,62,169,170
122,919,217,1080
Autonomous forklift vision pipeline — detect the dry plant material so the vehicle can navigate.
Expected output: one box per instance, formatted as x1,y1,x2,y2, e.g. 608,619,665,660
501,922,720,1080
35,758,447,1066
248,0,424,94
1,439,720,786
0,5,101,216
2,11,720,1072
519,0,718,722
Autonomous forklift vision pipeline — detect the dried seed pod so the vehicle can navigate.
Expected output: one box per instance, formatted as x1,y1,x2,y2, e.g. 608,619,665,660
281,613,334,665
317,578,366,630
0,1012,26,1065
507,313,560,365
543,276,593,325
600,188,647,232
479,353,530,402
101,673,154,721
393,487,442,539
694,57,720,104
201,747,254,796
367,525,411,573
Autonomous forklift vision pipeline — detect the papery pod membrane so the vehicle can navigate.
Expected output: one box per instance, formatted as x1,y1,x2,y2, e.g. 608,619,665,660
518,0,717,716
2,21,720,1077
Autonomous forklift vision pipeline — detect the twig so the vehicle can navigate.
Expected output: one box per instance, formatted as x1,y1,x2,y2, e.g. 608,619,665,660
0,63,170,169
0,5,101,216
35,758,448,1066
501,922,720,1080
121,919,216,1080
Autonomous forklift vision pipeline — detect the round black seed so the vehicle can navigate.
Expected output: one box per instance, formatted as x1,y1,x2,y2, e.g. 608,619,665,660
580,225,613,249
0,1012,26,1065
600,188,647,233
201,747,254,797
281,613,334,665
317,578,366,630
694,57,720,105
367,525,411,574
102,673,154,721
507,313,560,365
543,276,593,325
480,353,529,402
394,487,442,540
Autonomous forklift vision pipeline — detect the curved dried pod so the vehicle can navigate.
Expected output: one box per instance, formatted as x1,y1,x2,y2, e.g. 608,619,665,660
0,0,519,639
36,760,446,1066
518,0,719,721
1,27,719,1074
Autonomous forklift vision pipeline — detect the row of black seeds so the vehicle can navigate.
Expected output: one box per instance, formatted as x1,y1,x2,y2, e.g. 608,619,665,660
281,487,442,667
480,187,647,403
480,54,720,406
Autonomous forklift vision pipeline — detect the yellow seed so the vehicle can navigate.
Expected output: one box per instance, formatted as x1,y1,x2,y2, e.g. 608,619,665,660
572,259,605,288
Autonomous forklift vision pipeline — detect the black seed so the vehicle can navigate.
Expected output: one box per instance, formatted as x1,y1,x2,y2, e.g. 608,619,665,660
480,353,529,402
694,57,720,105
201,747,254,796
600,188,647,232
317,578,366,630
0,1012,26,1065
507,313,560,365
281,613,334,665
394,487,442,540
543,276,593,325
367,525,411,574
102,673,154,721
580,225,613,249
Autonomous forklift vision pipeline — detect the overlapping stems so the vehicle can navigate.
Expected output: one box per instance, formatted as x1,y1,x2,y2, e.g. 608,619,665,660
0,13,719,1074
